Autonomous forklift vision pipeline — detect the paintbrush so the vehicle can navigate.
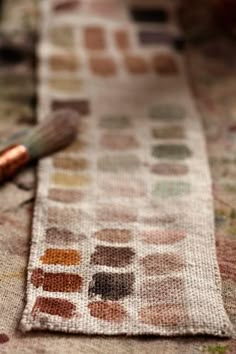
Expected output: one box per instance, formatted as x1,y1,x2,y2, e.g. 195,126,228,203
0,109,79,183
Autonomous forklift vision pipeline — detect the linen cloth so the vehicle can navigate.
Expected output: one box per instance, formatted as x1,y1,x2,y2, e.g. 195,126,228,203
20,0,233,336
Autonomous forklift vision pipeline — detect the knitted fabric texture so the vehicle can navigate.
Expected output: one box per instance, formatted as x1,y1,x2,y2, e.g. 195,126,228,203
21,0,233,336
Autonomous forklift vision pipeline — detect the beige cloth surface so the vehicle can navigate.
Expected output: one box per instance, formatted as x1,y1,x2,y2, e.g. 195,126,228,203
20,0,232,336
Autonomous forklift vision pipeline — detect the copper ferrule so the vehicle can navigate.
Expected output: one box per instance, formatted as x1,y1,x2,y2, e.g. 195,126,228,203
0,145,30,183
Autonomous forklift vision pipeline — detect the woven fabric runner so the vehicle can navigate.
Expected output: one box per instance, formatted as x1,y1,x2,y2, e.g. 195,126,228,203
21,0,233,336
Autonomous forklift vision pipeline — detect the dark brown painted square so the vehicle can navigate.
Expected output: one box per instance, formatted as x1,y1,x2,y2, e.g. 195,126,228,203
53,0,80,12
89,272,135,300
130,7,169,23
52,99,90,116
90,246,135,267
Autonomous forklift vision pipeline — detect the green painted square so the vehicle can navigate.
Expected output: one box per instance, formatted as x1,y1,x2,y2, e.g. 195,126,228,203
152,181,190,198
152,144,192,160
99,115,131,129
149,104,186,121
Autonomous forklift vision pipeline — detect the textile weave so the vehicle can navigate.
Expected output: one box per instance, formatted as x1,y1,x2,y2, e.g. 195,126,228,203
20,0,232,336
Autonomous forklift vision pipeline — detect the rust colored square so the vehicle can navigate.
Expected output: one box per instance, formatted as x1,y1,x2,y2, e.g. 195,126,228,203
90,56,116,76
84,26,106,50
114,30,129,51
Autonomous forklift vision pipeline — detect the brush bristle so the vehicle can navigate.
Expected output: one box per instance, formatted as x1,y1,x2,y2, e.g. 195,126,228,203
23,109,79,159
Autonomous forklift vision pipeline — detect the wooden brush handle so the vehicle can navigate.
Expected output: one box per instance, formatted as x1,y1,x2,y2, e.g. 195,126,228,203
0,145,30,183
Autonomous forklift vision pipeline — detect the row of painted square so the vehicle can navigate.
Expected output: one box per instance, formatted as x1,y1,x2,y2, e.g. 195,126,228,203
51,0,173,26
49,25,184,51
46,52,179,79
29,0,191,330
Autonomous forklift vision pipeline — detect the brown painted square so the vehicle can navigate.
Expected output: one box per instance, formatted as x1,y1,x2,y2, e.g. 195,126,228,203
114,30,129,51
152,53,178,74
124,55,149,74
52,99,90,116
84,26,106,50
89,56,116,76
